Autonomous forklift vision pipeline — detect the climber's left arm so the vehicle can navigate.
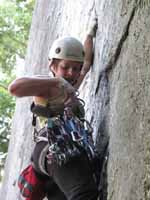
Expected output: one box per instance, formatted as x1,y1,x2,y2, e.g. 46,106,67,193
75,16,97,89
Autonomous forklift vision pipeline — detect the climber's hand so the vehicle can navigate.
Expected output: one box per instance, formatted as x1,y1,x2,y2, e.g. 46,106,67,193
34,77,76,106
87,10,98,37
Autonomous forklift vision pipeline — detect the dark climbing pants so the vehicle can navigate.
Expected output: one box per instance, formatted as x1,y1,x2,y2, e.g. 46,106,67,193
32,141,98,200
47,153,98,200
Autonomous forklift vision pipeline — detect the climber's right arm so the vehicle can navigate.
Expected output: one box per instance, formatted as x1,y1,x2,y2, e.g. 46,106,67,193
8,77,75,99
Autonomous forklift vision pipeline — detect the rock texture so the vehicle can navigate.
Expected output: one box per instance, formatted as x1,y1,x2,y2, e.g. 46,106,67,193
1,0,150,200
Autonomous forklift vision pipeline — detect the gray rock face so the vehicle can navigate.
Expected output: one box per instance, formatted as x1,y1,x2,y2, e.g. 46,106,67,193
107,3,150,200
1,0,150,200
85,1,150,200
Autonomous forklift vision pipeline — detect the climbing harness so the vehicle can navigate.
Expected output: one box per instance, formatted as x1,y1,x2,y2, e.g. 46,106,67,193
18,95,99,200
31,97,97,167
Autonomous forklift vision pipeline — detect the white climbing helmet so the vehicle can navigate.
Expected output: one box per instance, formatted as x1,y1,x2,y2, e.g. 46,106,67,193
48,36,84,62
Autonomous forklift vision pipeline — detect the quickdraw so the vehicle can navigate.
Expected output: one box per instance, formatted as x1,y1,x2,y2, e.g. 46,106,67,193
45,105,96,166
31,98,97,166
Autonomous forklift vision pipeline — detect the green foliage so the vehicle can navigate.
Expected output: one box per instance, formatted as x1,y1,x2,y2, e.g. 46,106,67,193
0,0,34,75
0,77,15,180
0,81,15,166
0,0,35,180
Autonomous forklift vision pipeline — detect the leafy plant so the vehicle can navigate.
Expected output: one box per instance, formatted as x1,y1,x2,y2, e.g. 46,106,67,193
0,0,35,181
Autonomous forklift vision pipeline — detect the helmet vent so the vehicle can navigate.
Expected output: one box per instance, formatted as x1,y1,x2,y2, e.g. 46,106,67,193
55,47,61,54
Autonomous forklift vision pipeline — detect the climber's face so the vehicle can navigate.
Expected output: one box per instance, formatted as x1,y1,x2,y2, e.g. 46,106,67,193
50,59,82,85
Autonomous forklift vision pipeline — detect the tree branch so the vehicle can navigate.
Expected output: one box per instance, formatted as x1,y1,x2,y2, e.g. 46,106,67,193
0,84,8,91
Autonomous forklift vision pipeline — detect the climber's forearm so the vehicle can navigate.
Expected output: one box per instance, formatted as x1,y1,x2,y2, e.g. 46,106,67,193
75,14,98,89
82,10,98,73
74,35,94,89
8,77,75,99
8,77,60,98
83,35,93,71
